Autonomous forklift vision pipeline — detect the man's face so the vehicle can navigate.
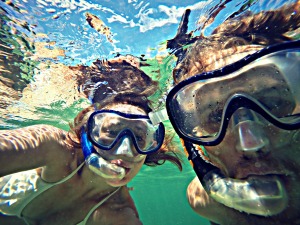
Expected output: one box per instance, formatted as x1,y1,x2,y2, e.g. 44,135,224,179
181,47,300,224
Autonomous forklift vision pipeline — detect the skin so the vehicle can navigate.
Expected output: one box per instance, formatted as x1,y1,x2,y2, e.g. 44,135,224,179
185,55,300,225
0,103,147,225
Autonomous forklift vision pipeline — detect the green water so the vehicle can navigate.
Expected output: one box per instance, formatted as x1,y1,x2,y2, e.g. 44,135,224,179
130,160,210,225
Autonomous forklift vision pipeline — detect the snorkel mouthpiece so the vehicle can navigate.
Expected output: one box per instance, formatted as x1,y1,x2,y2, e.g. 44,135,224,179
203,170,288,216
85,153,125,179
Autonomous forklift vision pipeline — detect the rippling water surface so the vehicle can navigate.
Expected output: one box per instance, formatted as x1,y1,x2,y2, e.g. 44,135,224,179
0,0,298,224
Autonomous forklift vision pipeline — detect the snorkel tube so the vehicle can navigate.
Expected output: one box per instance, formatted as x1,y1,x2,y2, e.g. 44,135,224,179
80,127,125,179
183,140,287,216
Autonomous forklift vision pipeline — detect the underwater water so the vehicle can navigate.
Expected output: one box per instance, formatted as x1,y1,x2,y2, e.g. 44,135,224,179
1,0,299,224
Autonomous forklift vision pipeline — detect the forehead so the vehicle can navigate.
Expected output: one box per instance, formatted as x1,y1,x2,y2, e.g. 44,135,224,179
101,115,147,131
104,104,146,115
195,63,287,101
175,43,263,83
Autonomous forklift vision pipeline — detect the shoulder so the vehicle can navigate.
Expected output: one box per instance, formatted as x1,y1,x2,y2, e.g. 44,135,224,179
0,124,68,143
0,124,77,176
6,124,72,154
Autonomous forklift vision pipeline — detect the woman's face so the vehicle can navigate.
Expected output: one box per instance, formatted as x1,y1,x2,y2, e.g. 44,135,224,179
93,104,148,187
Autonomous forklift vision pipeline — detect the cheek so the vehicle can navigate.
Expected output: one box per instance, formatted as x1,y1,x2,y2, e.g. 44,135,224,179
204,146,227,167
128,160,145,177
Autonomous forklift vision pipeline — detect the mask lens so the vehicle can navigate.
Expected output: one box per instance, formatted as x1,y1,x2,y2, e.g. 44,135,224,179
87,111,164,154
167,45,300,145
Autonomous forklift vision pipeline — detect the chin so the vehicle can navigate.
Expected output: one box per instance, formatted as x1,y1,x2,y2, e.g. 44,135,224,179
228,206,299,225
106,176,132,187
216,183,300,225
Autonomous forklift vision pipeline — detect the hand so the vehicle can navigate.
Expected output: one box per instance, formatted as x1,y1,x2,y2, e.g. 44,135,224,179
85,153,125,179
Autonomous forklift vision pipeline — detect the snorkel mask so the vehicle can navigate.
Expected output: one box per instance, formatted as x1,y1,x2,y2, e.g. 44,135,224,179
81,109,165,177
163,40,300,216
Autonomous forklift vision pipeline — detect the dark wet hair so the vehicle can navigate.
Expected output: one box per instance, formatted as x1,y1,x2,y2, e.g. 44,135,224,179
171,2,300,83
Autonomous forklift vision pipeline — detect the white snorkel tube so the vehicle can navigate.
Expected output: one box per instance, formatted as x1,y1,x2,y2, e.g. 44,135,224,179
202,169,287,216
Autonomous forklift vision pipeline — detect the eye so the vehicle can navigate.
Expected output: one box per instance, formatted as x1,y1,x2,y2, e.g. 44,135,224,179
101,127,118,137
108,129,119,136
204,109,223,134
136,136,143,141
136,135,144,142
204,101,223,124
255,85,296,117
135,135,146,148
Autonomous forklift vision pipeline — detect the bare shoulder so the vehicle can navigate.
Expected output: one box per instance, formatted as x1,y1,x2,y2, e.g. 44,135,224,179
89,187,142,225
0,124,68,145
0,124,68,140
0,124,74,175
0,124,71,156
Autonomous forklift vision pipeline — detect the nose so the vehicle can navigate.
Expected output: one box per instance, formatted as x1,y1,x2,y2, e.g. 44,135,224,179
113,137,134,157
231,108,270,155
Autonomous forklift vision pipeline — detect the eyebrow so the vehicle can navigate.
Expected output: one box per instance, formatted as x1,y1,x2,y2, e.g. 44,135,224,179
102,117,122,127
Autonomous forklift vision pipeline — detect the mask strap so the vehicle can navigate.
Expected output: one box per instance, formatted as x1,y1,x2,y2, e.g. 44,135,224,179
149,108,169,125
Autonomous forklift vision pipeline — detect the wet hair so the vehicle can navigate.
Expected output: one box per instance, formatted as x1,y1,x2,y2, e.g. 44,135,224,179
173,2,300,83
73,56,158,104
68,56,183,171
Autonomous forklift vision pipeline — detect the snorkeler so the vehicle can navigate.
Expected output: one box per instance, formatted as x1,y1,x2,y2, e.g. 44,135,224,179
151,2,300,225
0,56,182,225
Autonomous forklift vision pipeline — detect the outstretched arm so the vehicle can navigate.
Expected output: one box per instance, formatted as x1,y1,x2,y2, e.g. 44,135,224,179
0,125,70,176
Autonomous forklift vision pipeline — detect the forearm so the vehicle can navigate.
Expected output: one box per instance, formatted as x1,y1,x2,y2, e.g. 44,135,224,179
0,124,68,176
